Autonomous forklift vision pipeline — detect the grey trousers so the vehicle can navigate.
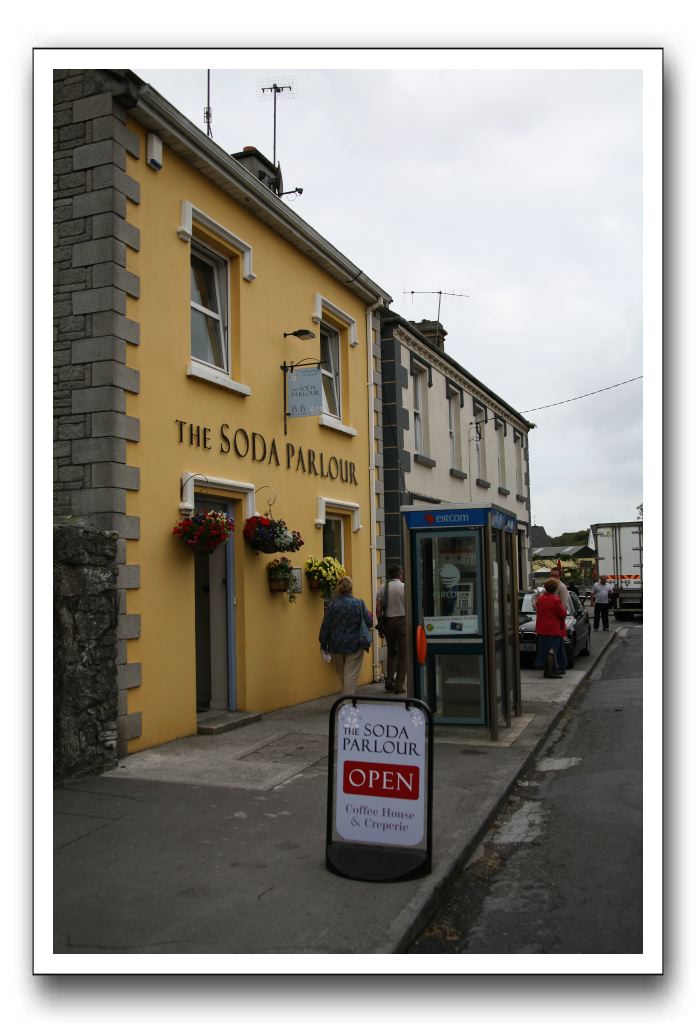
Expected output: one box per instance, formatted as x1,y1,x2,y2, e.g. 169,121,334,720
382,615,407,691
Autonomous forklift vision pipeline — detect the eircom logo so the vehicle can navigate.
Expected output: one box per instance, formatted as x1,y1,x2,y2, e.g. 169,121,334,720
343,760,420,800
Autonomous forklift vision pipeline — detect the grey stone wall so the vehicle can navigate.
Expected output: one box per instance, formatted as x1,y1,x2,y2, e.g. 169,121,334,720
54,523,119,781
378,320,411,567
53,70,143,753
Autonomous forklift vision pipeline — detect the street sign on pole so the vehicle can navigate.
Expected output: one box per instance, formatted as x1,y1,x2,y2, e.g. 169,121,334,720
326,695,433,882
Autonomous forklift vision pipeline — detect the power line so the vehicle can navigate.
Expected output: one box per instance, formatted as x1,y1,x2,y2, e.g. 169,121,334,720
521,375,643,414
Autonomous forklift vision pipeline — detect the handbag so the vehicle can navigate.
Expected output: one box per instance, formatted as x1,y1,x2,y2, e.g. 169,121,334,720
359,602,373,651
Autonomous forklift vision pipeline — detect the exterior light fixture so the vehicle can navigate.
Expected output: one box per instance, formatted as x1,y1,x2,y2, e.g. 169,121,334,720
283,329,316,340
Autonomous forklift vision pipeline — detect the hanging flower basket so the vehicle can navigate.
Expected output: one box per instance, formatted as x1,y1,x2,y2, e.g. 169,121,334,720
243,515,304,554
173,510,235,553
304,556,345,598
266,556,296,602
268,577,289,592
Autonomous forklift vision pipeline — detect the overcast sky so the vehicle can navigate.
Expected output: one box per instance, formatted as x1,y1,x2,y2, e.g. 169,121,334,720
133,56,649,537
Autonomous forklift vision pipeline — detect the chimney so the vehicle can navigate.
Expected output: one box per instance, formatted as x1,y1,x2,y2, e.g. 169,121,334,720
231,146,283,195
410,319,447,351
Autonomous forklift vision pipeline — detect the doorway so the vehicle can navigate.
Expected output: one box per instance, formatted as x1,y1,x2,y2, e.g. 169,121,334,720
194,498,237,712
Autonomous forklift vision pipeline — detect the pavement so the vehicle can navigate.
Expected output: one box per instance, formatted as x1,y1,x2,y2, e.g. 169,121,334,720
53,629,618,957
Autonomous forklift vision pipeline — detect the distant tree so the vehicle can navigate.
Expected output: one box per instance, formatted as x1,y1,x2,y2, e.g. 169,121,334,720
637,502,643,520
550,529,588,546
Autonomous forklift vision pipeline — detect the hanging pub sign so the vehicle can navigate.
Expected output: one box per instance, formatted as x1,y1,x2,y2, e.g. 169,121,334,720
326,695,433,882
288,365,323,418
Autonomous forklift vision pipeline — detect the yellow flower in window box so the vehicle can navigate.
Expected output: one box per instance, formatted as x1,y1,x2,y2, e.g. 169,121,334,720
304,556,345,598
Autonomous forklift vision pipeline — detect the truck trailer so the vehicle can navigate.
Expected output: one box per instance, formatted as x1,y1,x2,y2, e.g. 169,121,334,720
590,520,643,618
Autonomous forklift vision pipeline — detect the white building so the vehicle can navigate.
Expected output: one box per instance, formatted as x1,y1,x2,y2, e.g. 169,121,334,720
376,313,534,587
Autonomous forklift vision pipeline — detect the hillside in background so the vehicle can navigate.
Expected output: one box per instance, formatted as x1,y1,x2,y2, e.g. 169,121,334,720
549,529,589,546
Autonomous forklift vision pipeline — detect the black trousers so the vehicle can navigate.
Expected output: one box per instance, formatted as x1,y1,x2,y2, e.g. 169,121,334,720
594,602,609,629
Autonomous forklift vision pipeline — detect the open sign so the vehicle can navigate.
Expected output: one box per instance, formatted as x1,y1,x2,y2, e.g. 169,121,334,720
343,760,420,800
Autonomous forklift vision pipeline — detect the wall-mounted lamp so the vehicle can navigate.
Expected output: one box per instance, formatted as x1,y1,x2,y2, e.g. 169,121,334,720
283,329,316,340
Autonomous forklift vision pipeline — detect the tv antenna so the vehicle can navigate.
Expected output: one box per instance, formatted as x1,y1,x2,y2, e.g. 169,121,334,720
404,289,469,344
204,69,213,139
259,79,294,167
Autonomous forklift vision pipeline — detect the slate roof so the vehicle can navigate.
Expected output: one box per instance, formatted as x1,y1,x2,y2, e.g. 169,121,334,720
532,545,596,558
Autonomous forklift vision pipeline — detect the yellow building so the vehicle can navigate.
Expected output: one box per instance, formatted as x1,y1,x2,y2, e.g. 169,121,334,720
54,71,391,754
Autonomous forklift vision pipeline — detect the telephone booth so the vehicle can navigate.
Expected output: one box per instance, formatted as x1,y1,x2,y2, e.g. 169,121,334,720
403,503,522,740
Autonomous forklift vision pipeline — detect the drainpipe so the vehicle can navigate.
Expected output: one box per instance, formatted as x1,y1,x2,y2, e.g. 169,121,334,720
366,297,384,681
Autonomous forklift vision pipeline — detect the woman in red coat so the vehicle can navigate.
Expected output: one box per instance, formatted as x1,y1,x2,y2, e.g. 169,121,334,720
534,578,568,678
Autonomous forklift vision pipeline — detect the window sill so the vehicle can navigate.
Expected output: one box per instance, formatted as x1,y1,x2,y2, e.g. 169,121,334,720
475,478,491,489
187,361,251,396
414,453,436,468
450,468,467,480
319,415,357,437
498,486,510,497
516,494,527,503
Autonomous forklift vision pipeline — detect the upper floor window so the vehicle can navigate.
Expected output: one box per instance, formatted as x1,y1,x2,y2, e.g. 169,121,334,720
320,323,341,418
515,431,525,494
447,382,463,471
473,401,488,480
413,366,426,453
496,417,507,488
178,200,254,397
312,294,358,437
449,395,456,465
190,242,229,372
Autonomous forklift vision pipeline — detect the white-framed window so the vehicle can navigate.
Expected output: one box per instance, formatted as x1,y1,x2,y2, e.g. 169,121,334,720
473,401,487,480
447,383,463,470
449,396,456,466
515,432,524,494
413,365,427,454
312,294,358,436
320,322,341,419
190,240,229,371
496,418,507,488
178,200,254,397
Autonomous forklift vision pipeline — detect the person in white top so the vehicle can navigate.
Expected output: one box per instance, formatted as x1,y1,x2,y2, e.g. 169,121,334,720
591,575,613,631
376,564,407,694
549,568,573,614
532,568,572,615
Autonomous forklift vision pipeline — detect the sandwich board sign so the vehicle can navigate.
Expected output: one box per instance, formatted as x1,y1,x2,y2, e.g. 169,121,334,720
326,695,433,882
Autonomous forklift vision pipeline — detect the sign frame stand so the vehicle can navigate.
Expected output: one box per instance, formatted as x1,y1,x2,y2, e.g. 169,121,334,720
325,695,434,883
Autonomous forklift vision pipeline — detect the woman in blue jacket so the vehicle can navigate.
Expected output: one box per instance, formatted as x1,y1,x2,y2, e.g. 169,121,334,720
319,576,373,695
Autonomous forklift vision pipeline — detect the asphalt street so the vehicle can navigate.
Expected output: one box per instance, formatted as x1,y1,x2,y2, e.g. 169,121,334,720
408,620,643,954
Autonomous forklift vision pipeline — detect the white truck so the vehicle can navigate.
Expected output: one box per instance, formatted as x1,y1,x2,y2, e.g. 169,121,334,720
590,521,643,618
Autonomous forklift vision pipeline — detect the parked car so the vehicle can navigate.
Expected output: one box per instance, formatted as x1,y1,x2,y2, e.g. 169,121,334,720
518,590,592,668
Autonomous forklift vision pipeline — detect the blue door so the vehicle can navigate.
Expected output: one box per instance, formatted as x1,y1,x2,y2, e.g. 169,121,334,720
194,498,237,712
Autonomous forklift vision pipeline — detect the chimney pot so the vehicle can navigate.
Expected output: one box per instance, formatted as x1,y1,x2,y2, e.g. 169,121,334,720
410,319,447,351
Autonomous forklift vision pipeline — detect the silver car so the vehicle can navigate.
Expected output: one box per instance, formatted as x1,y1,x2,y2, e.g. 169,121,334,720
518,590,592,668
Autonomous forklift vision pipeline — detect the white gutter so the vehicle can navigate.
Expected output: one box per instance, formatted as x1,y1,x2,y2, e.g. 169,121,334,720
366,297,384,681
